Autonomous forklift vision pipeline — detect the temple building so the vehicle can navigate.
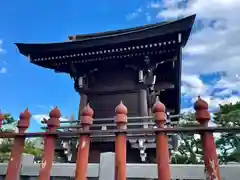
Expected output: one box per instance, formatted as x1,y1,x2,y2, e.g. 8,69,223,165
16,14,196,163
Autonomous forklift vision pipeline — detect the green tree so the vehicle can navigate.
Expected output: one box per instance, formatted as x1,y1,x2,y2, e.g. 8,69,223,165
213,102,240,127
171,112,203,164
0,114,42,162
213,102,240,164
171,102,240,164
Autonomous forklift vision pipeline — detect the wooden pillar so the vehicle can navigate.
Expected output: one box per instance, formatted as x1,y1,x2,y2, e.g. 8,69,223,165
194,96,221,180
5,109,31,180
0,111,4,128
70,139,78,163
75,93,88,163
152,98,171,180
139,90,148,116
75,104,93,180
78,94,88,120
38,107,61,180
115,101,127,180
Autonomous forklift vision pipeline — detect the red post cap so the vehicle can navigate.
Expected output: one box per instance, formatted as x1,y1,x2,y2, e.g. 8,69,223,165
47,107,61,128
194,96,210,125
80,104,93,126
194,96,208,110
17,108,31,131
152,97,166,127
49,107,61,119
152,97,166,113
115,101,128,129
115,101,128,115
0,112,4,120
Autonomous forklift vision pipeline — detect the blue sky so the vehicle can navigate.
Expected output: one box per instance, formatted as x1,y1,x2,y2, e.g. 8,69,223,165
0,0,239,132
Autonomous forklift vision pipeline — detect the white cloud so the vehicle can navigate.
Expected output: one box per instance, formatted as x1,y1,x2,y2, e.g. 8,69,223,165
156,0,240,79
35,104,55,110
32,114,69,124
214,89,231,97
150,0,240,113
148,2,161,9
129,1,240,82
0,39,7,74
145,13,152,22
0,67,7,74
128,1,240,103
182,75,240,110
182,74,204,89
0,39,4,54
214,76,240,94
126,8,142,20
180,107,194,113
181,74,206,97
181,73,240,112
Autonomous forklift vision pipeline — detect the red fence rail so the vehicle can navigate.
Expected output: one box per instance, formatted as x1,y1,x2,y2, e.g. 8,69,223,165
0,96,240,180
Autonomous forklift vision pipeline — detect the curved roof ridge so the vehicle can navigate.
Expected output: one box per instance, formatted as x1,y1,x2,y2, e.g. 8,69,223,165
69,14,196,41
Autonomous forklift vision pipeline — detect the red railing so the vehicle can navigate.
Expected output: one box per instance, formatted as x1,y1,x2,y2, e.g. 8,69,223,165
1,96,239,180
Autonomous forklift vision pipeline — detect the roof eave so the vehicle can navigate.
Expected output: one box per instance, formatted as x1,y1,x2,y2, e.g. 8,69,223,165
15,14,196,57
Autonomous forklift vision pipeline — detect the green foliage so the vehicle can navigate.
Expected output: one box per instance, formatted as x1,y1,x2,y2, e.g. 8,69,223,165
171,112,203,164
172,102,240,164
3,114,15,125
213,101,240,164
0,114,42,162
24,139,42,158
213,102,240,127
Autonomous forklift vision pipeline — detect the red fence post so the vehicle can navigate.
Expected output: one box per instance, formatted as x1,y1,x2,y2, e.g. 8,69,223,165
194,96,221,180
0,111,4,128
115,101,127,180
38,107,60,180
5,109,31,180
153,98,171,180
75,104,93,180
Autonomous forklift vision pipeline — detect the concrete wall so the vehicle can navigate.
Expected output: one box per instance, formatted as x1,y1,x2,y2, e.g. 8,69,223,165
0,153,239,180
